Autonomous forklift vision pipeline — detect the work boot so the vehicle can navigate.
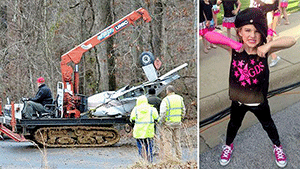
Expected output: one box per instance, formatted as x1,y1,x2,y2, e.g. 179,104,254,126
219,143,233,166
273,145,287,168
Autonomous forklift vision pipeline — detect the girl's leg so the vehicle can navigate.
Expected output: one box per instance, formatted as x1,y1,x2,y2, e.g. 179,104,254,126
202,37,209,53
278,7,284,25
210,14,218,49
226,101,248,145
251,101,287,167
227,28,231,39
268,14,281,67
282,7,290,25
210,42,217,48
272,14,279,33
220,101,247,166
250,101,280,146
271,53,276,60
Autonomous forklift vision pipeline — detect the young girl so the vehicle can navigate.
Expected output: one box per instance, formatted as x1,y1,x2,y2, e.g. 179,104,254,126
271,1,281,33
217,0,241,38
204,8,296,168
200,0,216,53
280,0,290,25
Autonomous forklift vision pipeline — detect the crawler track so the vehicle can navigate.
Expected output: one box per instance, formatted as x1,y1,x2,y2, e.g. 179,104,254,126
33,126,120,147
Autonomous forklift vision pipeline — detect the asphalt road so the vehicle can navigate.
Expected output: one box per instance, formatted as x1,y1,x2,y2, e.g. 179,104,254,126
200,98,300,169
0,126,197,169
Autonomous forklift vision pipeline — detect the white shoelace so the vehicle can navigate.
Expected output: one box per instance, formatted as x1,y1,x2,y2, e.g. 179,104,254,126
222,145,231,158
274,146,285,160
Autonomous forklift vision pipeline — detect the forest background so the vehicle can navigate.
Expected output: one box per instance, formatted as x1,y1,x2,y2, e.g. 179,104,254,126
0,0,197,119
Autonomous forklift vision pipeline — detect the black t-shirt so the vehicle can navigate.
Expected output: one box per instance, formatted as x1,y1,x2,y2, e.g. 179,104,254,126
222,0,238,17
259,0,279,15
229,50,269,103
200,0,213,22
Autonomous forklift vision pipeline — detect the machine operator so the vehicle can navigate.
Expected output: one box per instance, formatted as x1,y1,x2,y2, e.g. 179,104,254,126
22,77,53,119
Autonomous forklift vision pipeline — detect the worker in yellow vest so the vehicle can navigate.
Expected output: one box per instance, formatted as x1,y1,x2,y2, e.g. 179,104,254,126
160,85,186,161
130,95,159,163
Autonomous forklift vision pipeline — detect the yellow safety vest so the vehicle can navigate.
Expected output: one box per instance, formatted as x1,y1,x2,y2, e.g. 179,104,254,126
130,100,159,139
163,94,183,123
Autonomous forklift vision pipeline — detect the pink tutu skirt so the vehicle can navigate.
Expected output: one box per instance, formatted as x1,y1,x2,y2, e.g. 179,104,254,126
199,21,208,36
213,9,220,14
212,5,220,15
208,27,215,32
280,2,288,8
208,19,215,31
222,16,235,28
199,28,208,36
274,11,281,16
222,22,235,28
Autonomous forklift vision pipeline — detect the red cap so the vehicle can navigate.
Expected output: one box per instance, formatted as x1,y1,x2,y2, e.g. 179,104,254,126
36,77,45,83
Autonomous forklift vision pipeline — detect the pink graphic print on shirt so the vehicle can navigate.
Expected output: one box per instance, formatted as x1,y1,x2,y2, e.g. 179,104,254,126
232,59,264,87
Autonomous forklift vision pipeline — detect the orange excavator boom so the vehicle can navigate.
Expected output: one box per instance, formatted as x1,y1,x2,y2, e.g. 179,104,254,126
60,8,151,118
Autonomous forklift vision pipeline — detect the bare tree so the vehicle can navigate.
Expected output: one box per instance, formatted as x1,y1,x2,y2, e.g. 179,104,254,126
0,0,196,118
149,0,163,58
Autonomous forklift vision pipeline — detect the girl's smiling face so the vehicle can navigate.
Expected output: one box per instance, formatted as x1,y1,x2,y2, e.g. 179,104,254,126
238,24,262,49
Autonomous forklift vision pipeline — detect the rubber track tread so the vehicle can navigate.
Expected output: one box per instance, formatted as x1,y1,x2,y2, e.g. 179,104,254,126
33,126,120,148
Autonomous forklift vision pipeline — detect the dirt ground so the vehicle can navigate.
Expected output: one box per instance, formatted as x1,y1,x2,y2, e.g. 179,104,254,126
0,120,197,169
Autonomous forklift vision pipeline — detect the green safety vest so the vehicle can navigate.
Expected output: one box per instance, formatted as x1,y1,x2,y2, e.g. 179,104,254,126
130,104,159,139
163,94,183,123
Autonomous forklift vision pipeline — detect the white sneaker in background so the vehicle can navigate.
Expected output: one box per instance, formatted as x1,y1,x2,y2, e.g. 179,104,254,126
270,56,281,67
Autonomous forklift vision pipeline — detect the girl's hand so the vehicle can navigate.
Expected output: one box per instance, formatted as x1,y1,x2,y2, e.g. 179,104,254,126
267,35,273,43
206,21,211,27
257,44,271,58
232,9,238,15
236,43,245,53
214,21,218,27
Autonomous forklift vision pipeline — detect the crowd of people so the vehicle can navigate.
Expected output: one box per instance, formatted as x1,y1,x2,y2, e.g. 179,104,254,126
200,0,296,168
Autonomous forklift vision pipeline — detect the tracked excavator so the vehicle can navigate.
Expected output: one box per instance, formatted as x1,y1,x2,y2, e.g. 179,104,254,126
0,8,188,148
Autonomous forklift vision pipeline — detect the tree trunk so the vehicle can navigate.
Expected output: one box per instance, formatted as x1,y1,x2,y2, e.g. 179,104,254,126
94,0,113,91
130,0,145,84
107,2,116,91
150,0,163,59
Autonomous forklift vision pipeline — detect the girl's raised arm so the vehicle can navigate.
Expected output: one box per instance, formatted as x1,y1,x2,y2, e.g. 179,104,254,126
204,31,243,53
257,36,296,57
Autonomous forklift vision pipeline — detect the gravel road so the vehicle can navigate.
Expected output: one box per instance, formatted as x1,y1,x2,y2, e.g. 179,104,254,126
0,123,197,169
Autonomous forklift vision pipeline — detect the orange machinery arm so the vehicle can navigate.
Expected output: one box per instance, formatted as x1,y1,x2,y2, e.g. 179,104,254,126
60,8,151,118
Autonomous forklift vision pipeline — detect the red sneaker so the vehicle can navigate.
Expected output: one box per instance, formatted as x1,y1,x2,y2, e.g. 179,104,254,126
219,143,233,166
273,145,287,168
